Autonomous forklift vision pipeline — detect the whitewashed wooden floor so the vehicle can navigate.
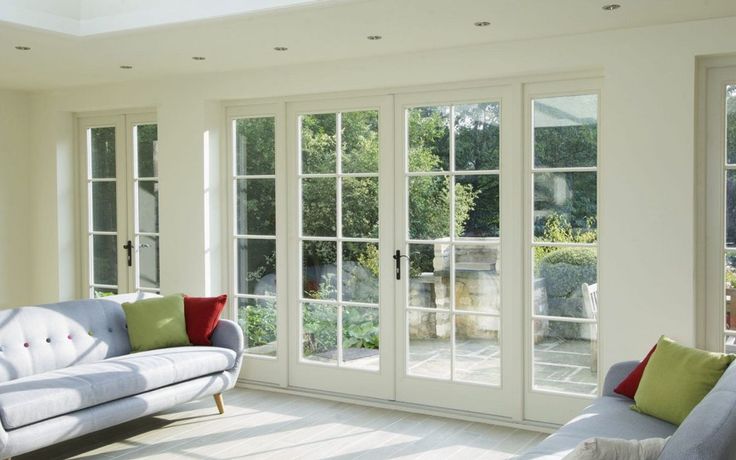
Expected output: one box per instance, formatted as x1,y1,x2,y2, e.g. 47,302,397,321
17,388,547,460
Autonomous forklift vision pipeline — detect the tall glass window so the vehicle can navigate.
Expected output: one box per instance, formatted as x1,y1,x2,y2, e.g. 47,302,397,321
530,94,599,395
233,116,278,357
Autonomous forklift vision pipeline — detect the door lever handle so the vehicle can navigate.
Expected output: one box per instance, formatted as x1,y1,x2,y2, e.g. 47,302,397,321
123,240,133,267
393,250,409,280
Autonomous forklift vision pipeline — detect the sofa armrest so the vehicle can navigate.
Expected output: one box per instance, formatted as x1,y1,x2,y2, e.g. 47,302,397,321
0,422,8,458
602,360,640,396
211,319,244,358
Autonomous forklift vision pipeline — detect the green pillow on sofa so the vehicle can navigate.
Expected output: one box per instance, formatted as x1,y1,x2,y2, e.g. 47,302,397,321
122,294,191,352
632,336,734,425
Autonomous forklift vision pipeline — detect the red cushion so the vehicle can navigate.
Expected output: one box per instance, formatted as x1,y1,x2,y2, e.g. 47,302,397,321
183,295,227,346
614,344,657,399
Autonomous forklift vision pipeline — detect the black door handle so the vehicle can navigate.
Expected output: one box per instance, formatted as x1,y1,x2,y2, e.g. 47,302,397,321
393,250,409,280
123,240,133,267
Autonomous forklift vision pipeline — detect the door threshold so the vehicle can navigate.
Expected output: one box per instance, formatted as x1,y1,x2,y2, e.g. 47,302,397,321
236,379,558,434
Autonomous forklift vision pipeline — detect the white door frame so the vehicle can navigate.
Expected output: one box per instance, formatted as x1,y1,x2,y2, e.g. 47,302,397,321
393,86,523,419
286,95,396,399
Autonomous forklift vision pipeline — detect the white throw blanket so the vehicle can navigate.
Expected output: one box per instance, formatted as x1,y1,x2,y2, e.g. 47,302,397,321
562,437,669,460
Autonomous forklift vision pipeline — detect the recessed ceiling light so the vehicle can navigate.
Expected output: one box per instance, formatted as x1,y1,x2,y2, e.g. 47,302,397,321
474,21,491,27
120,65,133,70
367,35,382,40
602,4,621,11
14,46,31,51
192,56,206,61
274,46,288,51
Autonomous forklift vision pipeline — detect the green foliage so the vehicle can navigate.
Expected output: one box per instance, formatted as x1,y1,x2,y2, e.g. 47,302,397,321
239,302,277,348
539,247,597,338
534,213,597,262
342,308,379,349
302,304,337,355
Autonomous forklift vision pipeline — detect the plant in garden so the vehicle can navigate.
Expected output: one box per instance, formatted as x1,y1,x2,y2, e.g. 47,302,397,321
239,302,277,348
538,247,597,338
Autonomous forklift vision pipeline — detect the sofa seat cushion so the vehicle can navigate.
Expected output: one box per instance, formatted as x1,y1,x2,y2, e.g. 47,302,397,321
0,346,236,430
517,396,677,459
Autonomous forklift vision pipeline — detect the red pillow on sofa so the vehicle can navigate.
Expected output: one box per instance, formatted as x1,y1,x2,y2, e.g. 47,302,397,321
183,294,227,345
614,344,657,399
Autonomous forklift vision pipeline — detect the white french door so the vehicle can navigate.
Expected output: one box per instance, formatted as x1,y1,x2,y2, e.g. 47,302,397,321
393,87,522,417
79,113,160,297
286,96,395,399
230,78,601,424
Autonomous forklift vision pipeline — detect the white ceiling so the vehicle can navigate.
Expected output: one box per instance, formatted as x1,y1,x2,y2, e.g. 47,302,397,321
1,0,735,91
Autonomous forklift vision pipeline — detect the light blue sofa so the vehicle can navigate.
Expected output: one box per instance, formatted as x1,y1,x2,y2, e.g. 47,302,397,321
518,360,736,459
0,293,244,459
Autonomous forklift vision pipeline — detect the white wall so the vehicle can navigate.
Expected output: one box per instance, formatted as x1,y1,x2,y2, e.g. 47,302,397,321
0,89,31,308
23,16,736,376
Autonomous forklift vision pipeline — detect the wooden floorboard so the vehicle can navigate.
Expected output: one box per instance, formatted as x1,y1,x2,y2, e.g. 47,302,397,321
16,389,545,460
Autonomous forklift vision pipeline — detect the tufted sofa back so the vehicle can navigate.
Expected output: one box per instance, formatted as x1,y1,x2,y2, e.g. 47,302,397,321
0,293,156,383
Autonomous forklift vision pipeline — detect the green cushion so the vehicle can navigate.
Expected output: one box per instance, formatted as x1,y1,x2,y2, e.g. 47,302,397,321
632,336,734,425
122,294,191,352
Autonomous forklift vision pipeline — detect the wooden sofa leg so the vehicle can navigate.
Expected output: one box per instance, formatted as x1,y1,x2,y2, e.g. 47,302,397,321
214,393,225,415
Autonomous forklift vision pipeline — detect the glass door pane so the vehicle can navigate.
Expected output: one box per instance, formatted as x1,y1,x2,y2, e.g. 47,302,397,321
404,103,501,384
724,84,736,353
233,116,278,357
87,125,120,297
133,123,160,293
299,110,381,371
395,90,516,418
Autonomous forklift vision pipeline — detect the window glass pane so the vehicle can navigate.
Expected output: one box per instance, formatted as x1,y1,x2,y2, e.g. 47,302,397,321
408,243,445,310
90,127,116,178
726,251,736,333
91,182,116,232
454,244,500,314
456,175,499,238
237,179,275,236
236,117,275,176
342,242,379,304
92,234,117,286
727,171,736,248
301,113,336,174
533,95,598,168
236,239,276,296
302,241,337,300
533,320,597,395
454,103,500,171
238,298,277,356
136,124,158,178
138,180,159,234
455,314,500,385
302,303,337,363
408,310,451,380
302,178,336,237
533,246,598,319
342,177,378,238
409,175,450,240
342,306,380,370
138,235,160,289
408,106,450,172
727,85,736,165
342,110,379,173
533,172,597,242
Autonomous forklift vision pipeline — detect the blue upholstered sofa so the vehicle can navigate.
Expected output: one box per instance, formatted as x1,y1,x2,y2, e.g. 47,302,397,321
518,359,736,459
0,293,244,459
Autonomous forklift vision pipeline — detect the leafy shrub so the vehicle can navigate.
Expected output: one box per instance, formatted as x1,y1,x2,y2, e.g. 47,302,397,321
239,303,277,348
539,247,597,338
